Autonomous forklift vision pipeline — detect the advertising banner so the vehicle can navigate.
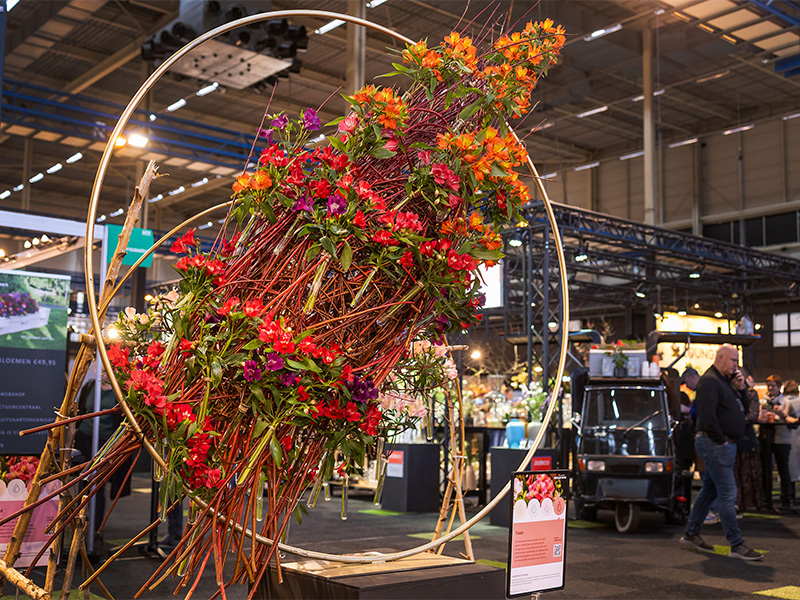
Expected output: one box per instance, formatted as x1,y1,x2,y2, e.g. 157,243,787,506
0,269,71,454
0,477,59,567
507,470,569,597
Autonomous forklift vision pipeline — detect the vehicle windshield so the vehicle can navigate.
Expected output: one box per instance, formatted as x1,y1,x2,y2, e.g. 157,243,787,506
580,387,670,456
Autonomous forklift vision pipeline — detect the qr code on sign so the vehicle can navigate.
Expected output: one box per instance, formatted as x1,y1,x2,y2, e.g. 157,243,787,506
553,544,562,558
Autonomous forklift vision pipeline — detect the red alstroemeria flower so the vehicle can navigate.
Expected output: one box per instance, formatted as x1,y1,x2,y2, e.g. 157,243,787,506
108,343,130,369
170,228,197,254
353,210,367,228
344,402,361,422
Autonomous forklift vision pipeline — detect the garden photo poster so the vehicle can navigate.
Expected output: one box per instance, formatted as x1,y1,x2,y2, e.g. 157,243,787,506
0,269,71,453
507,470,569,597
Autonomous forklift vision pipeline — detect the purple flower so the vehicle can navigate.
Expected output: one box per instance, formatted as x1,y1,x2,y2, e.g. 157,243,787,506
303,108,321,132
278,372,296,386
326,194,347,216
243,360,262,382
258,128,274,144
292,194,313,213
346,375,379,404
264,352,284,371
271,114,289,130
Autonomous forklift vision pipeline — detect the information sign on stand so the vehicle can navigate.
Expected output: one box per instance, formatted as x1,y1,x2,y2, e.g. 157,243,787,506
506,470,569,597
0,269,71,454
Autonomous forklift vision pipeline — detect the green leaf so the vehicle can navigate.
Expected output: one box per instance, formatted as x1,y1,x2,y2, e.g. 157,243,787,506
243,339,263,351
210,361,223,387
471,247,504,261
328,135,347,154
253,418,269,437
340,240,353,271
269,436,283,467
369,147,397,159
320,236,338,259
458,99,482,121
285,358,307,372
293,501,306,526
391,62,410,72
305,244,321,262
260,201,277,224
490,163,508,178
250,385,267,408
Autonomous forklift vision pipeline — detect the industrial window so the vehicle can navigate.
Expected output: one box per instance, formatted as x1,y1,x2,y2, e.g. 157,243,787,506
764,212,798,246
772,312,800,347
703,222,731,243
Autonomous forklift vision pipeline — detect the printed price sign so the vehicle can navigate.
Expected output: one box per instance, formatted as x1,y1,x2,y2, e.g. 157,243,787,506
506,470,569,597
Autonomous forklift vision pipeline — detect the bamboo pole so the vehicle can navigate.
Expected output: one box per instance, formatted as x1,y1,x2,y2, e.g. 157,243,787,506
0,162,157,593
60,502,88,600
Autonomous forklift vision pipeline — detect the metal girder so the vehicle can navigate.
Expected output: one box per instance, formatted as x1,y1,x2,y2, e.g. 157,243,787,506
523,201,800,284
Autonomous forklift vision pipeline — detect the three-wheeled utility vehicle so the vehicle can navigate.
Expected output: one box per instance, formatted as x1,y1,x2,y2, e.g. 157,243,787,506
571,331,760,533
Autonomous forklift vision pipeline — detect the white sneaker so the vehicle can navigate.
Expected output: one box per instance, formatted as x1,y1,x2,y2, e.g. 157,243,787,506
704,511,720,525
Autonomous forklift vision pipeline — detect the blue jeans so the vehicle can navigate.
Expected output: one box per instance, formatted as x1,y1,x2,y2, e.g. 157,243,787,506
686,433,743,547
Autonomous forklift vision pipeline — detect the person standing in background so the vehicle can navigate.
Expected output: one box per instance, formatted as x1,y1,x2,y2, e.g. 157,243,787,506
680,345,762,560
734,373,763,514
784,385,800,506
759,375,782,512
770,380,799,512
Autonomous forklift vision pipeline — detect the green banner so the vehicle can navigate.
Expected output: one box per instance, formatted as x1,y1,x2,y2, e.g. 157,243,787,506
105,224,154,268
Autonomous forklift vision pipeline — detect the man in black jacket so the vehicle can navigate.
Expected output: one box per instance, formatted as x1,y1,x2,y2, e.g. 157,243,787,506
680,344,763,560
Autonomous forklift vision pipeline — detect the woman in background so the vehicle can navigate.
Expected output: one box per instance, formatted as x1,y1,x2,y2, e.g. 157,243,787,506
734,372,763,514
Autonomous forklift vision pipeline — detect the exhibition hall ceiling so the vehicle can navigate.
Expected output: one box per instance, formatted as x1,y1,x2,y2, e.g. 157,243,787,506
2,0,800,237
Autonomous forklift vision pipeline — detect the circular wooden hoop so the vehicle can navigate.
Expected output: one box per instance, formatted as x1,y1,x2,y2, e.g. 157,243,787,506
82,10,570,563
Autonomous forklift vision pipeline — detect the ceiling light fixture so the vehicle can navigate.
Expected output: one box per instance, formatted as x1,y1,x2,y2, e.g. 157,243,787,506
167,98,187,112
631,89,664,102
714,311,723,318
696,70,730,84
583,23,622,42
635,283,646,298
196,82,219,96
576,105,608,118
127,132,149,148
168,186,186,196
574,161,600,171
366,0,388,7
783,111,800,121
678,309,687,316
668,137,698,148
40,234,49,243
149,113,158,122
97,215,107,222
0,191,10,200
191,178,209,187
13,184,24,192
574,241,589,262
46,163,63,174
114,136,127,147
533,120,555,131
509,239,523,247
24,241,31,249
198,221,214,230
723,124,753,135
541,172,558,179
66,152,83,163
148,194,164,204
31,238,40,246
109,208,124,217
619,150,644,160
315,19,345,35
7,0,20,9
29,173,44,183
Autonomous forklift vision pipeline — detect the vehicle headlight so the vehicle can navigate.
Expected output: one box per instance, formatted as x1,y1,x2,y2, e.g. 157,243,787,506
586,460,606,472
645,461,664,473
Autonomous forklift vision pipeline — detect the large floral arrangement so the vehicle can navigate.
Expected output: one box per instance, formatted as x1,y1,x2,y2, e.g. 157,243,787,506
53,20,565,596
0,292,38,318
0,455,39,484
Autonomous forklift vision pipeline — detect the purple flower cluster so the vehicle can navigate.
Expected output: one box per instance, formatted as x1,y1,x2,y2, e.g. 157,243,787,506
243,360,262,382
347,375,379,404
326,194,347,216
303,108,321,132
0,292,38,318
264,352,284,371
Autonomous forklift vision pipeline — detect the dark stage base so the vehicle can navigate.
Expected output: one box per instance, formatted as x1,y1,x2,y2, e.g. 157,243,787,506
253,551,505,599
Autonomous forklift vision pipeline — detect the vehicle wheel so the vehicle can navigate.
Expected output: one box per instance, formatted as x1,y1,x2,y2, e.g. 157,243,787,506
614,502,641,533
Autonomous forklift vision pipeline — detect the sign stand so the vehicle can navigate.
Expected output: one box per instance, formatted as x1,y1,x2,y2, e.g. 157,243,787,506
506,470,569,598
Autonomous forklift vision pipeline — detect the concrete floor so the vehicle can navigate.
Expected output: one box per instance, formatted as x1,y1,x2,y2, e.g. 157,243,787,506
13,474,800,600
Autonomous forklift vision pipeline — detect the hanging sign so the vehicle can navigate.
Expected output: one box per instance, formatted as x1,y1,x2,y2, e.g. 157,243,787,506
507,470,569,597
105,224,154,267
0,270,71,454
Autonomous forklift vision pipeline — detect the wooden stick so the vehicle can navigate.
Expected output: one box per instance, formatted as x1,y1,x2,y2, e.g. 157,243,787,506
60,502,87,600
0,560,49,600
1,161,158,582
